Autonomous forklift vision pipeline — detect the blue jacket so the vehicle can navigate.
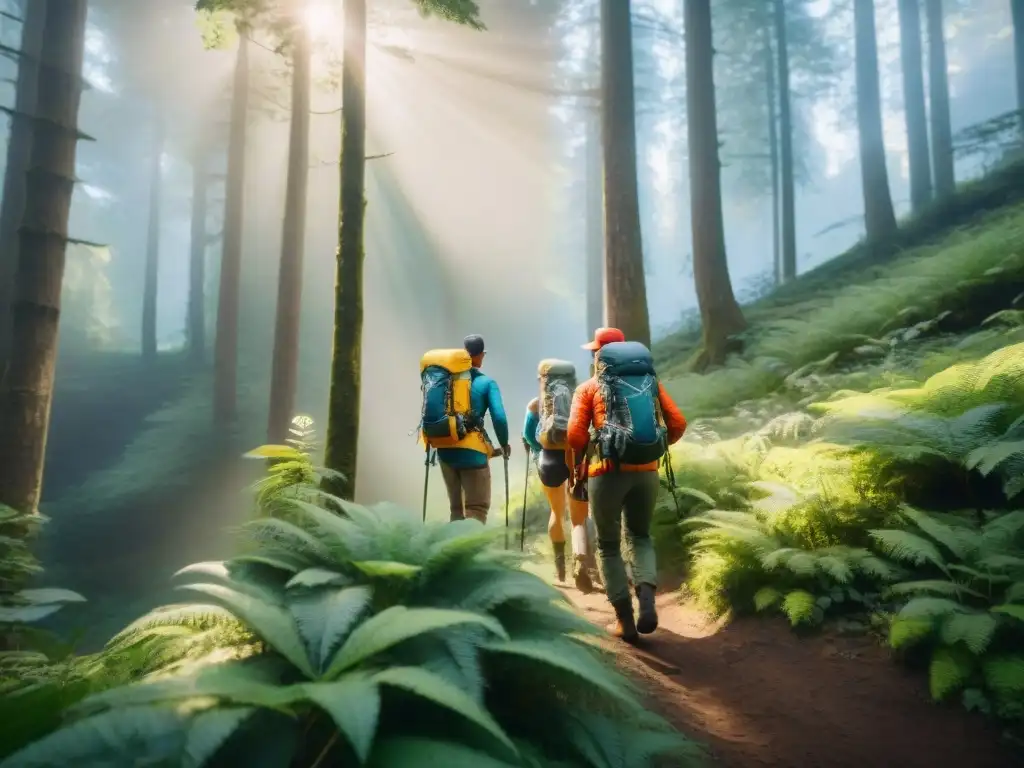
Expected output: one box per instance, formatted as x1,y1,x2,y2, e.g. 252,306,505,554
522,404,542,454
436,369,509,469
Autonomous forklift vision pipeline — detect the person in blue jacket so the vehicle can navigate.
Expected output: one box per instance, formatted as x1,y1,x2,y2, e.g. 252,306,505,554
436,334,510,523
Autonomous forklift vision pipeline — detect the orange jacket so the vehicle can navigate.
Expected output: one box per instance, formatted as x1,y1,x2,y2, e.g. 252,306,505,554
566,377,687,477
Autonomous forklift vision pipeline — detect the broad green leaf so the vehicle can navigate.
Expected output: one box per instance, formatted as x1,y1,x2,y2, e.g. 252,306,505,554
373,666,515,754
16,588,85,605
325,607,507,679
72,659,288,715
350,561,422,579
483,638,638,709
179,583,314,678
885,580,984,599
0,604,65,623
0,703,192,767
888,618,933,649
245,445,302,459
287,585,371,672
286,568,348,590
182,706,255,768
302,674,380,763
991,604,1024,622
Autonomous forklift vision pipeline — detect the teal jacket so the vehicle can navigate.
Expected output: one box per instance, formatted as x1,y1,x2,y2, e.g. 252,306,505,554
522,404,542,454
436,369,509,469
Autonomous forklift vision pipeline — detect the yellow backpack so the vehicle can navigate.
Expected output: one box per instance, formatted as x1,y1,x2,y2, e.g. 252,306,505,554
419,348,486,451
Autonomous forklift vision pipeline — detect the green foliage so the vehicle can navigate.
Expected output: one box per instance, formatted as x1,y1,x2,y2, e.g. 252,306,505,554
411,0,486,30
0,505,43,597
873,507,1024,717
4,473,700,766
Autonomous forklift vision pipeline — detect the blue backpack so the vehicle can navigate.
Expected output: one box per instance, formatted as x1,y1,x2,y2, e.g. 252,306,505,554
594,341,666,465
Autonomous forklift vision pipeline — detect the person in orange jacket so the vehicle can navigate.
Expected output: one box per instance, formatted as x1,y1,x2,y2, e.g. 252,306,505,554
567,327,687,643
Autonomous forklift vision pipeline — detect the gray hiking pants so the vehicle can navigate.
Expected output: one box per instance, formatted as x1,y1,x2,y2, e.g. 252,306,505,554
440,463,491,523
589,470,659,604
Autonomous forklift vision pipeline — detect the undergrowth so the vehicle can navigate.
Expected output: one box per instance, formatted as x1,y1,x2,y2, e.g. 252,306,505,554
0,439,701,767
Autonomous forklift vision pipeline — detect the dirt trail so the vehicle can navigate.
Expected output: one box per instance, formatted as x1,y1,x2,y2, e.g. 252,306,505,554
567,589,1015,767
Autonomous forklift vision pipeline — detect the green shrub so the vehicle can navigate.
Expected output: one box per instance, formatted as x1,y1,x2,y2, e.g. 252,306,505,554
3,483,700,767
873,506,1024,718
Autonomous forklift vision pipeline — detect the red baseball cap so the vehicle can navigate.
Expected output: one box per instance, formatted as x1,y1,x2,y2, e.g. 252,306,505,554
581,327,625,351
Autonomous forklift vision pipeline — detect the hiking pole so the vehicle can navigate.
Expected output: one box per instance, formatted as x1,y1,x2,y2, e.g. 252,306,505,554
503,454,510,550
519,454,530,551
422,447,433,523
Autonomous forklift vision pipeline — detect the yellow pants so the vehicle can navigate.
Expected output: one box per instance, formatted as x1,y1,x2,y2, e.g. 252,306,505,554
542,483,589,544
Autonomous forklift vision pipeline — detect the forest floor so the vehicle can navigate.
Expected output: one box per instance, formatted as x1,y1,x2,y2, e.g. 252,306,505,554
568,588,1014,767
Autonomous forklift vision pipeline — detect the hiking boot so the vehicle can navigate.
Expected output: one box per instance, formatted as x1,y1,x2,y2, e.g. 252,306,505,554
608,598,639,644
584,551,602,586
572,555,593,594
553,542,567,583
635,583,658,635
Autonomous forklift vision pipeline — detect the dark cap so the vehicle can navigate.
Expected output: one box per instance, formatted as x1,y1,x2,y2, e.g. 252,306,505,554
463,334,485,357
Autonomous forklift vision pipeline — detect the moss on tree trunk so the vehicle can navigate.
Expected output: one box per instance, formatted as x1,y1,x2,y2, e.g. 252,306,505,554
323,0,367,501
0,0,87,515
268,23,311,444
684,0,746,371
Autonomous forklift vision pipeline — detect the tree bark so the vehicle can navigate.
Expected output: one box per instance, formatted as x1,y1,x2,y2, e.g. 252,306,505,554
268,24,311,444
187,132,209,366
213,31,249,424
141,108,164,363
685,0,746,369
323,0,367,501
854,0,898,242
773,0,797,282
925,0,954,198
0,0,47,377
764,23,781,285
599,0,650,347
0,0,87,515
1012,0,1024,133
898,0,932,211
584,107,604,336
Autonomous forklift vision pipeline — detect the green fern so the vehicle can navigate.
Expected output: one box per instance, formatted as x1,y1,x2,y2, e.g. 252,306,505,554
3,473,696,767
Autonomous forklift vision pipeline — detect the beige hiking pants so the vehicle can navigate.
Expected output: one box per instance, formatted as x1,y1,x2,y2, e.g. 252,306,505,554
440,462,491,523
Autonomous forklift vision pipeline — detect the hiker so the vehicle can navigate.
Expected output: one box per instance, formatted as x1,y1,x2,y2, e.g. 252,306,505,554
567,327,687,643
419,334,510,523
522,359,599,592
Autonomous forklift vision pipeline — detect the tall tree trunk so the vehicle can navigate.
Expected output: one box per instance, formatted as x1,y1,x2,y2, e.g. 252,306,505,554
187,133,209,366
0,0,47,377
141,108,164,363
925,0,954,197
763,24,781,285
0,0,87,515
854,0,898,242
1014,0,1024,133
685,0,746,369
773,0,797,282
898,0,932,211
584,107,604,336
599,0,650,346
213,32,249,424
268,24,311,444
323,0,367,501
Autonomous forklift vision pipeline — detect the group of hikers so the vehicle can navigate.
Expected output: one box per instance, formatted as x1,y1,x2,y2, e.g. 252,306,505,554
418,327,687,643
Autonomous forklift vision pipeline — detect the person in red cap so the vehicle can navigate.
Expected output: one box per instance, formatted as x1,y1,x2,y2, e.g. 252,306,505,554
567,327,687,643
580,326,626,353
